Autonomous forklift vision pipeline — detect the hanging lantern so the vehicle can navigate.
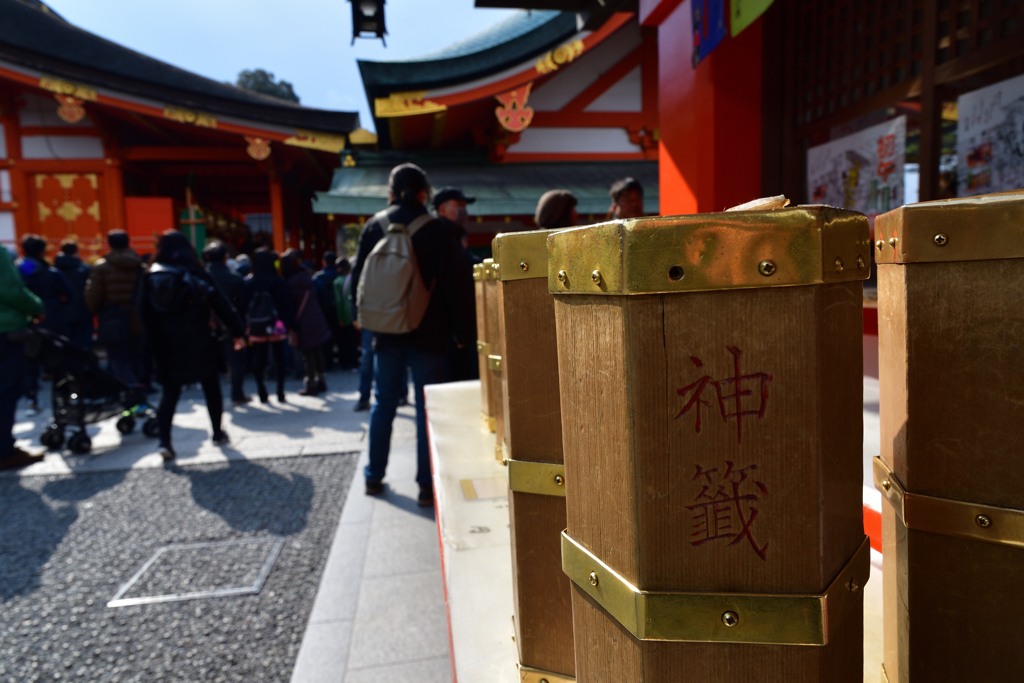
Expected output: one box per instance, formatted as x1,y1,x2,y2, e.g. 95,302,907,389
350,0,387,46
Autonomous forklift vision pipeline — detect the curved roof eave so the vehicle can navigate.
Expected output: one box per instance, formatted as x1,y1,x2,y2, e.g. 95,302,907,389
0,0,359,134
357,10,578,94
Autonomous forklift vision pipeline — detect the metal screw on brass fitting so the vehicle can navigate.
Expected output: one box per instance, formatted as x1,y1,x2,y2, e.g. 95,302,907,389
758,260,777,277
540,679,549,683
976,514,992,528
835,257,845,272
875,240,884,251
554,474,565,486
519,261,529,272
857,255,866,270
591,269,602,285
557,269,568,285
889,237,899,249
589,571,599,587
881,479,891,492
934,233,948,246
721,611,739,628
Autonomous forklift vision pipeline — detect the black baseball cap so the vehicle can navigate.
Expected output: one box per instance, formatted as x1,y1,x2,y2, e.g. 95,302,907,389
432,187,476,209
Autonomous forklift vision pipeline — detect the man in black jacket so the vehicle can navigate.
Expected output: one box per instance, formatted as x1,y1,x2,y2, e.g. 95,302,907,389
354,164,475,506
203,241,248,403
54,240,93,350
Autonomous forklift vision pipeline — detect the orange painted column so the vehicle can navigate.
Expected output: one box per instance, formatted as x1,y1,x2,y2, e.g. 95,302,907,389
1,101,31,242
268,170,286,254
650,0,763,215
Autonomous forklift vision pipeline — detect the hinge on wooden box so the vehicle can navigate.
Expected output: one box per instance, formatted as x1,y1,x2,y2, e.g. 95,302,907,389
517,662,575,682
873,456,1024,549
561,532,870,646
488,354,502,373
507,458,566,497
476,340,490,356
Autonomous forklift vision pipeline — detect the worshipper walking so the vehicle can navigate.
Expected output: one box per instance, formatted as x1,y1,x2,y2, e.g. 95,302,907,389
607,177,645,219
312,251,341,370
332,257,360,370
0,245,44,470
140,231,244,461
85,230,145,388
16,234,72,413
353,163,475,506
432,186,479,382
281,250,331,396
203,241,249,404
54,240,94,350
534,189,579,229
242,249,294,405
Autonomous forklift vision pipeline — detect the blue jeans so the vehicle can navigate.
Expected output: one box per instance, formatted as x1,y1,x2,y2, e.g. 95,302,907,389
358,328,374,402
107,335,143,387
366,347,446,486
1,335,27,462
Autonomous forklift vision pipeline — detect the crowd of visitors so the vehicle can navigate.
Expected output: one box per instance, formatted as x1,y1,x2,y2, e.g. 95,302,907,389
0,169,645,496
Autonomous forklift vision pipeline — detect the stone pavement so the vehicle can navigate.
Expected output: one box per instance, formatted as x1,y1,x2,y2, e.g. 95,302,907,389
4,370,451,683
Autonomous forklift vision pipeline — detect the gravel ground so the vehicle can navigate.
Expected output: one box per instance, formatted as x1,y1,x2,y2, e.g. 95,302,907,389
0,452,357,683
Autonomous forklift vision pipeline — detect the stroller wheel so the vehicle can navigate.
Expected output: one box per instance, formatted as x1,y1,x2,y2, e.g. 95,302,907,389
68,432,92,455
40,426,65,450
142,418,160,439
116,416,136,435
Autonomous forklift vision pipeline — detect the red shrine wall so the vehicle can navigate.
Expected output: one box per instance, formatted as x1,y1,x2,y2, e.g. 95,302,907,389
643,0,763,215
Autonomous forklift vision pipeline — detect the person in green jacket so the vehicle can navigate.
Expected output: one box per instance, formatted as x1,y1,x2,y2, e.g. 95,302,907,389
332,257,359,370
0,245,45,470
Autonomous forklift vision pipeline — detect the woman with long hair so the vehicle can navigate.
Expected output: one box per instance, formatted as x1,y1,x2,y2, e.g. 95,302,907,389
242,249,294,404
140,231,245,461
280,249,331,396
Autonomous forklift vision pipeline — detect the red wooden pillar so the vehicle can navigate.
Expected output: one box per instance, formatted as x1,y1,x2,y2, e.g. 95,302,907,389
268,169,285,254
643,0,764,215
1,95,30,242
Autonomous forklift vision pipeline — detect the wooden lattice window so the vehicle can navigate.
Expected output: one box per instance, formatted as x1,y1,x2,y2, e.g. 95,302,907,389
791,0,1024,129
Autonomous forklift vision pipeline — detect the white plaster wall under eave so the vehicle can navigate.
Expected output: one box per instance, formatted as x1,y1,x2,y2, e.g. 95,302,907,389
584,65,642,112
508,127,641,154
0,123,6,158
21,136,105,160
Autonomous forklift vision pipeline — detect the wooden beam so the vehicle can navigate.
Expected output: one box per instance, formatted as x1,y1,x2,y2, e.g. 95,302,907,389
935,33,1024,87
919,2,941,202
269,169,286,253
155,164,267,177
122,146,250,162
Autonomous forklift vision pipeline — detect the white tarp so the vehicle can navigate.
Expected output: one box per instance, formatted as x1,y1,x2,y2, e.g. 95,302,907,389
957,72,1024,196
806,116,906,218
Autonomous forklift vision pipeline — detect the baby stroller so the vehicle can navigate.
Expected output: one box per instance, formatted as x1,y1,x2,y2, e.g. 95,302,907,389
25,328,159,454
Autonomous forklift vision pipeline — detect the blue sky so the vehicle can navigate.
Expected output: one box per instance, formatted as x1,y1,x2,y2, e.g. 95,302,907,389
44,0,519,132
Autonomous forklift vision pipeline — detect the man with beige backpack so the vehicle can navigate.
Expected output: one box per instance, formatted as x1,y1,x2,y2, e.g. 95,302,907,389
353,163,475,506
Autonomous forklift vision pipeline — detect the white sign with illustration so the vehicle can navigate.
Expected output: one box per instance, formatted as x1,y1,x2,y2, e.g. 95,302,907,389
806,116,906,217
957,73,1024,196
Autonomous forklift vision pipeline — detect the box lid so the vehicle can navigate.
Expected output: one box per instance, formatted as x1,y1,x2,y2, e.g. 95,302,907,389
875,190,1024,265
546,206,870,295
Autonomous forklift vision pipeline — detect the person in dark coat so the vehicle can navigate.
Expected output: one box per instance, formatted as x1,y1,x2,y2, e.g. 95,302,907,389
607,177,645,220
241,249,295,404
140,231,244,461
281,250,331,396
353,163,476,505
312,251,340,370
203,241,249,404
54,240,93,350
432,187,480,382
534,189,579,229
16,234,73,412
85,230,145,388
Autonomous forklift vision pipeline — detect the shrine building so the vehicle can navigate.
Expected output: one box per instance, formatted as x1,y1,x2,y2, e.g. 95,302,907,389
313,9,660,252
0,0,362,260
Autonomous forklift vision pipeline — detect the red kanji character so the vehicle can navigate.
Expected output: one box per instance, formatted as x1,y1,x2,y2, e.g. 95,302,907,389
686,461,769,560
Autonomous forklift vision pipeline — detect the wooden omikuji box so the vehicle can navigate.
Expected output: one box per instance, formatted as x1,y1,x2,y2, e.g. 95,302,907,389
473,259,501,435
492,229,575,683
874,193,1024,682
548,208,872,682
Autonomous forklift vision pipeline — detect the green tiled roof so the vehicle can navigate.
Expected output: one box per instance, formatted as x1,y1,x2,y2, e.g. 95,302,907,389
312,150,658,217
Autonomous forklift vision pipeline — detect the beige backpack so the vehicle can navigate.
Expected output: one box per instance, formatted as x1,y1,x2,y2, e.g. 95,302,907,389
356,213,434,334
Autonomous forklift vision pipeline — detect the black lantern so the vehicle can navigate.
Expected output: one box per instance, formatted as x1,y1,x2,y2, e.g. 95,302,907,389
350,0,387,46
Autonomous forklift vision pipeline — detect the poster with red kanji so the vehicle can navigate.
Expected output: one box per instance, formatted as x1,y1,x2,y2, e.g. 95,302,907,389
957,72,1024,196
806,116,906,218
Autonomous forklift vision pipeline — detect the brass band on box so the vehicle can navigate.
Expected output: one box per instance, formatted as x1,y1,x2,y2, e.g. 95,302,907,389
873,457,1024,549
506,459,566,497
517,663,575,683
547,207,872,295
561,532,871,646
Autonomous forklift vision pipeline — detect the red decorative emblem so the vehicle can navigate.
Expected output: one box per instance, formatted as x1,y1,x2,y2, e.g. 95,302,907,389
245,136,272,161
54,95,86,124
494,83,534,134
676,346,772,444
687,462,769,560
